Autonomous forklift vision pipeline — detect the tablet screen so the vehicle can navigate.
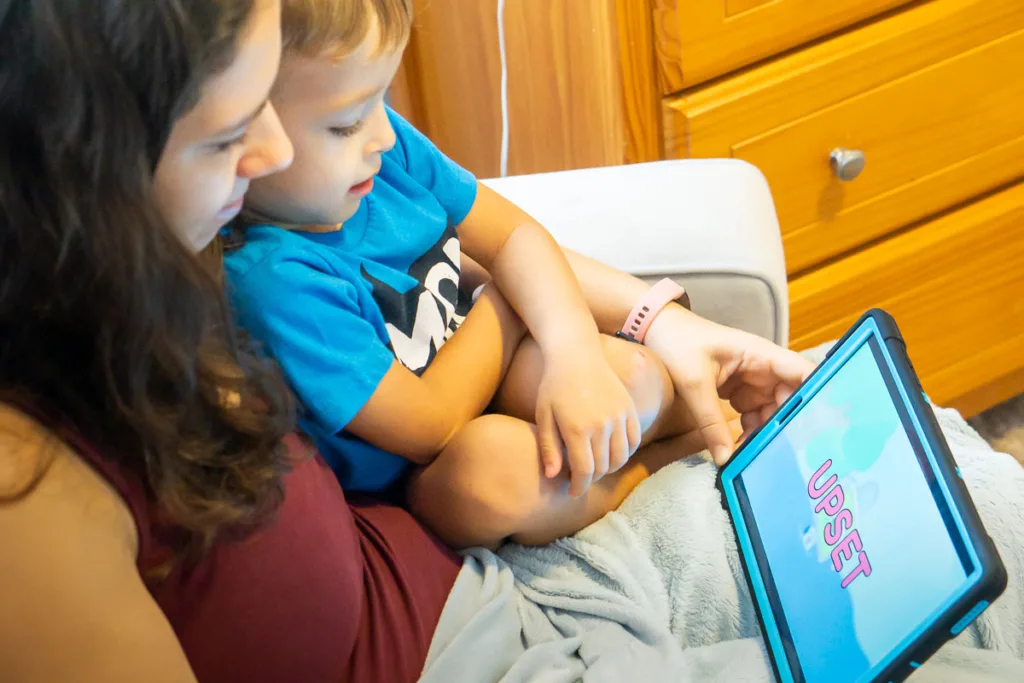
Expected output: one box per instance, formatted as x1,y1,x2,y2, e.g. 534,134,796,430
734,337,972,683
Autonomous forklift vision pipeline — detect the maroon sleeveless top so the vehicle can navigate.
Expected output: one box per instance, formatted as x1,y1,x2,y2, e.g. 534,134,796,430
74,433,461,683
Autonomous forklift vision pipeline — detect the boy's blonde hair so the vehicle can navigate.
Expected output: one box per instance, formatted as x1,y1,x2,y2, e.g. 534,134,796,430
282,0,413,60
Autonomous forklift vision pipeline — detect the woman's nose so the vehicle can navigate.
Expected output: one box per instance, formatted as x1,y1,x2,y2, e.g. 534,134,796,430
237,102,294,179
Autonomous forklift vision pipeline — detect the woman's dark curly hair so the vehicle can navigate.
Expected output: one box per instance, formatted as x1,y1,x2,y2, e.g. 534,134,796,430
0,0,296,565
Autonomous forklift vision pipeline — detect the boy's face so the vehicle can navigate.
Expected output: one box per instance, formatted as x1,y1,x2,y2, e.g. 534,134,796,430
244,20,404,228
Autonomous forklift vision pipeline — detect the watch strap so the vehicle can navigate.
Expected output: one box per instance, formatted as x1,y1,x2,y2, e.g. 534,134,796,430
617,278,687,344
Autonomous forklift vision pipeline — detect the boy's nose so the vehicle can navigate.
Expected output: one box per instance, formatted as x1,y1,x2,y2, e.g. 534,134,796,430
364,105,397,156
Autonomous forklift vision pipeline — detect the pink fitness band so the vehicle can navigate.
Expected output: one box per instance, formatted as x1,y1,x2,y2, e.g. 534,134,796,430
617,278,689,344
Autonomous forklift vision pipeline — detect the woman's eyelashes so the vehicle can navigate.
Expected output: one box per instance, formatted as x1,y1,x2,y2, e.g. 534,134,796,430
329,119,365,138
212,133,247,154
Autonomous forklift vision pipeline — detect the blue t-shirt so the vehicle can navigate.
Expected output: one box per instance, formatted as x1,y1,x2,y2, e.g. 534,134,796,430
225,108,478,492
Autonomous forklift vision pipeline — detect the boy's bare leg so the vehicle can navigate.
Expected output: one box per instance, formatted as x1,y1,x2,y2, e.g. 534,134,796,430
407,414,738,550
494,334,702,448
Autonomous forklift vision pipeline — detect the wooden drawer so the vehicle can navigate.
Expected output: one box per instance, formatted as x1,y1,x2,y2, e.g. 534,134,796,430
663,0,1024,275
789,182,1024,417
652,0,913,92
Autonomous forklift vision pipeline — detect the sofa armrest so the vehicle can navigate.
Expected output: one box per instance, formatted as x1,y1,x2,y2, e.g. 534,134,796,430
482,159,790,346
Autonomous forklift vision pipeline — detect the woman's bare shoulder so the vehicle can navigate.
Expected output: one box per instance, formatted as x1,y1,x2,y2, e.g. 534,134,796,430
0,404,199,682
0,403,137,555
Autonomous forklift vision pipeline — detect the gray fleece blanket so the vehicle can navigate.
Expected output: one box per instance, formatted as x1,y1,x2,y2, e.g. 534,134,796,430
420,353,1024,682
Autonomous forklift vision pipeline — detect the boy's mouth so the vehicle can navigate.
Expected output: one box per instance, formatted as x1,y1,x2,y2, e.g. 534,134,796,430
348,176,374,198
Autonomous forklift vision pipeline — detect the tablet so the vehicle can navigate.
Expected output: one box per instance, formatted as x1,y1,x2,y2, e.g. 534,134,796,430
717,309,1006,683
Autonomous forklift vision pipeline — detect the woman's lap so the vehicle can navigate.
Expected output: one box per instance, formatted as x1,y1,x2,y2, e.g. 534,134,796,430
423,397,1024,681
619,402,1024,659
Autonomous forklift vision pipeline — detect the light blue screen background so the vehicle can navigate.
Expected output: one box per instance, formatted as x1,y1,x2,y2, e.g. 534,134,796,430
739,341,967,683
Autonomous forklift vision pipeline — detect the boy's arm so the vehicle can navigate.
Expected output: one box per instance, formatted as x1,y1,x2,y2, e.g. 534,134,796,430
346,285,525,464
388,111,638,490
230,255,523,467
459,253,491,296
457,184,643,495
457,183,602,357
459,248,651,335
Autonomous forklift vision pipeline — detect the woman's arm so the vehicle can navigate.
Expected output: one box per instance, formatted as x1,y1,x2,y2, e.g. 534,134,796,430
0,408,198,683
558,249,656,337
564,249,813,464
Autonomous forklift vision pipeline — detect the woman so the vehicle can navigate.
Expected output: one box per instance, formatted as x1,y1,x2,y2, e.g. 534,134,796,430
1,1,459,681
2,1,958,682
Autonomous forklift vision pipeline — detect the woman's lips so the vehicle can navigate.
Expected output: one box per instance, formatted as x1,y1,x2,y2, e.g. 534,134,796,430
218,197,245,219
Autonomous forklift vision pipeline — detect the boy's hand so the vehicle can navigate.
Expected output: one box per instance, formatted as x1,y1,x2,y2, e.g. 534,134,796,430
535,350,642,497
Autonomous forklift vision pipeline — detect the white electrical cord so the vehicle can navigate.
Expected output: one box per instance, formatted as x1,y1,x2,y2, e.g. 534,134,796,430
497,0,509,177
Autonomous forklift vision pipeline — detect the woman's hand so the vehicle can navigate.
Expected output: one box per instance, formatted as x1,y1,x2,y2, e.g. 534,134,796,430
535,348,642,497
644,306,814,466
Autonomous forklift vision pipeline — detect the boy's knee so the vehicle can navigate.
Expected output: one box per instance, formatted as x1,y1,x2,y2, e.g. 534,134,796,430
409,415,540,547
456,416,540,508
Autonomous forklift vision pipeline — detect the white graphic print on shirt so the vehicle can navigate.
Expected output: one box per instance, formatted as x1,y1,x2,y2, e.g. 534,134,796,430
361,227,468,375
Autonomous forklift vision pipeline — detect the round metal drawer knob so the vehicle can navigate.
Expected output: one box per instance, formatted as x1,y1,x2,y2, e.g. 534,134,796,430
830,148,866,182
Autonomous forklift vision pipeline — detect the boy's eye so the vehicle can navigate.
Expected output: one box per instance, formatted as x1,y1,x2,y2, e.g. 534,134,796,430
330,120,366,138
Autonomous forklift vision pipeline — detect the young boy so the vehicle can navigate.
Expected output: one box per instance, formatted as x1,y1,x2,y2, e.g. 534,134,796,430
226,0,745,548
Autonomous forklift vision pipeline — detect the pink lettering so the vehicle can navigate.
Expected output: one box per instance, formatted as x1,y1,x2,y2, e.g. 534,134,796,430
807,459,836,499
841,552,873,588
824,509,853,546
806,460,872,590
814,484,845,516
830,530,864,572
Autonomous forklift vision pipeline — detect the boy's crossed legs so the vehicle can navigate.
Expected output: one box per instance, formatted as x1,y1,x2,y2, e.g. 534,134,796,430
408,331,740,550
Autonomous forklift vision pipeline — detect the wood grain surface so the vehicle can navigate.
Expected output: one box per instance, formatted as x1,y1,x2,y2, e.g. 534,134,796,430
663,0,1024,274
789,181,1024,417
390,0,661,177
651,0,913,92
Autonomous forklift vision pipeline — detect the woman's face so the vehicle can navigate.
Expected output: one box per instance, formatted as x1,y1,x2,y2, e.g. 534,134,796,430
153,0,294,251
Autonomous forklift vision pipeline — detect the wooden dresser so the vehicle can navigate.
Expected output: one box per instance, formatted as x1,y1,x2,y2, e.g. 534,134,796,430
394,0,1024,416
